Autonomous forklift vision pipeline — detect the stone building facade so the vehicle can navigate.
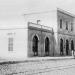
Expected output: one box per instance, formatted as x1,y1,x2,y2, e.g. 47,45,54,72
27,8,75,57
57,9,75,56
0,8,74,60
28,22,54,57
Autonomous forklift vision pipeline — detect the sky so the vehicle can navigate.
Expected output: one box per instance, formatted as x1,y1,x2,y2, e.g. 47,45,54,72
0,0,75,27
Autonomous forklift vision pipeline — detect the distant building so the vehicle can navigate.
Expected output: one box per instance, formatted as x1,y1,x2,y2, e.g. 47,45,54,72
0,8,75,60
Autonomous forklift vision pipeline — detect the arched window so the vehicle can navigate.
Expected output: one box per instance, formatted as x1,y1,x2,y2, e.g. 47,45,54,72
71,23,73,31
66,39,69,55
60,19,62,28
45,37,50,56
32,35,38,56
71,40,74,51
66,21,68,30
60,38,63,55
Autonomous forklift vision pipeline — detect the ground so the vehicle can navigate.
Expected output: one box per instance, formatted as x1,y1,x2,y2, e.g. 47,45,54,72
0,56,75,75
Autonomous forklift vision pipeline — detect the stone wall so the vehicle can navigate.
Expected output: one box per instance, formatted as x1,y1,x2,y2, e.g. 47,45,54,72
28,23,54,57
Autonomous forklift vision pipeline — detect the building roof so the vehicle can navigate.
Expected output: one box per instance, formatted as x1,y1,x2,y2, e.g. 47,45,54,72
57,8,75,18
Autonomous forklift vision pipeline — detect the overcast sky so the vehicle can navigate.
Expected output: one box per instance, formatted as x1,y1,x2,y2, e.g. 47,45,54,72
0,0,75,18
0,0,75,27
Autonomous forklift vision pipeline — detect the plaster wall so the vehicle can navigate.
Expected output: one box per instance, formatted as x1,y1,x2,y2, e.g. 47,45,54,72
0,28,28,60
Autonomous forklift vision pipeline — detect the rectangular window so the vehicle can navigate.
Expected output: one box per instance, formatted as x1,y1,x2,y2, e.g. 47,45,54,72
71,23,73,31
60,19,62,28
66,21,68,30
8,38,13,51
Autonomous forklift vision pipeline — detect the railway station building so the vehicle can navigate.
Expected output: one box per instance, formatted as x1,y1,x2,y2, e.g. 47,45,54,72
0,8,75,60
27,8,75,57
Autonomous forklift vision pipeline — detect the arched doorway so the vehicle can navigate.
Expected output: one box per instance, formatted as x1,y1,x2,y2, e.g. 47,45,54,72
60,39,63,55
71,40,74,56
71,40,74,51
45,37,50,56
66,40,69,55
32,35,38,56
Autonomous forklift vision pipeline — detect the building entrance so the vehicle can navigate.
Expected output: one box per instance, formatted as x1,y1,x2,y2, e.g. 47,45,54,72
71,40,74,56
45,37,49,56
60,39,63,55
71,40,74,51
66,40,69,55
32,35,38,56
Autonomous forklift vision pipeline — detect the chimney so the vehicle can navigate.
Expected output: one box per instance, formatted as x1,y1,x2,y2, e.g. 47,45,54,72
37,20,41,24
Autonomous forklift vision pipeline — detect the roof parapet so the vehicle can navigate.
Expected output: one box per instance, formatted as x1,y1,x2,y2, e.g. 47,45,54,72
28,22,53,31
